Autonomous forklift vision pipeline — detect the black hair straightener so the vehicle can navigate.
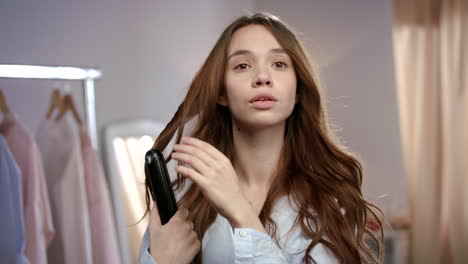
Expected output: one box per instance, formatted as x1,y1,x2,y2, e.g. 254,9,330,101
144,149,197,264
145,149,178,225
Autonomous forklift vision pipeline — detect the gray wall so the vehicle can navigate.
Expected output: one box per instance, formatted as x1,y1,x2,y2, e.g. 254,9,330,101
0,0,406,215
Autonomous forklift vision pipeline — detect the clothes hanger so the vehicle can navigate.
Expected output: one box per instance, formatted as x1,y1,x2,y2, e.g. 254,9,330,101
46,89,63,119
55,93,83,125
66,94,83,126
0,89,10,114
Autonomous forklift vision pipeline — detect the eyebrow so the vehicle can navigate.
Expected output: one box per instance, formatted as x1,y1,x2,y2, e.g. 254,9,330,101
226,48,287,61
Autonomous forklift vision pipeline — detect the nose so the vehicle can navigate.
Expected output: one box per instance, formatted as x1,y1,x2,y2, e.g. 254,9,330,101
252,66,273,88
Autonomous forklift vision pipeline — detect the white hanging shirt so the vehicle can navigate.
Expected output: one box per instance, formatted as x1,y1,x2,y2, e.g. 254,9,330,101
36,117,93,264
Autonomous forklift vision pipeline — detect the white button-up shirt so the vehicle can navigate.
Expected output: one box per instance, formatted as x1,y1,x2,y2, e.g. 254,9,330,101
137,118,339,263
138,194,339,264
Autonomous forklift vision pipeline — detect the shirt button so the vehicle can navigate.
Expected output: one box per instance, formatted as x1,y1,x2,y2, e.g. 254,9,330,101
239,231,247,237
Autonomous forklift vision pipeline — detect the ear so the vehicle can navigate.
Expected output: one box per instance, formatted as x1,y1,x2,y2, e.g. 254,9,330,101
217,95,228,106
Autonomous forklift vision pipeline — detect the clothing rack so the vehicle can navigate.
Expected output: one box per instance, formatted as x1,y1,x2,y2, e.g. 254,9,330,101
0,64,102,149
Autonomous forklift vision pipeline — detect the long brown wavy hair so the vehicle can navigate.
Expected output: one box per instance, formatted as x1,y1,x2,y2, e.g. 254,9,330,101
144,12,383,264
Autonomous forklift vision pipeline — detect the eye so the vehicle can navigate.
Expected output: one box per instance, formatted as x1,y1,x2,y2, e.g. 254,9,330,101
274,61,287,68
234,63,250,70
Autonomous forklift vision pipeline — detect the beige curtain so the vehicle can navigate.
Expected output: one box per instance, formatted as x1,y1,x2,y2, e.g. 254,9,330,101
392,0,468,263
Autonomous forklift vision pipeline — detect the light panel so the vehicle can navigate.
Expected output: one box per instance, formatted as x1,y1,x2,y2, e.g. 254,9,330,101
0,64,102,80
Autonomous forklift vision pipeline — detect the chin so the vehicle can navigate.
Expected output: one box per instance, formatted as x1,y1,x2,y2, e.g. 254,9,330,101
236,116,288,130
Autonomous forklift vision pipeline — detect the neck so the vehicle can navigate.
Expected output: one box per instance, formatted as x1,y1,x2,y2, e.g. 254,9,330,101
231,120,285,190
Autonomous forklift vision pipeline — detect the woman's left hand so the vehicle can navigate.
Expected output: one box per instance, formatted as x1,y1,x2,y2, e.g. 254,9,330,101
171,137,250,224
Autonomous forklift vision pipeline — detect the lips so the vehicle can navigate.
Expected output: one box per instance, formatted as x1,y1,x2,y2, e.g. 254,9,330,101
249,93,277,110
249,93,277,103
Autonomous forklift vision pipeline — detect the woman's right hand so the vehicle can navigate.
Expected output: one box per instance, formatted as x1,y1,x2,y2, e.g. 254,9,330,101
149,206,200,264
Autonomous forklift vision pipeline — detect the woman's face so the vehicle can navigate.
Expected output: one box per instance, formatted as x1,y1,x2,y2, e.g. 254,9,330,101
220,24,297,130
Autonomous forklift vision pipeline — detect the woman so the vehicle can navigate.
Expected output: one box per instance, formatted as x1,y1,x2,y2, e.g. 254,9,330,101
138,12,383,264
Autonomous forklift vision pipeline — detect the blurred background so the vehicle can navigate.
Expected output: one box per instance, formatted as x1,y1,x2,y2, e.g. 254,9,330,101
0,0,466,263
